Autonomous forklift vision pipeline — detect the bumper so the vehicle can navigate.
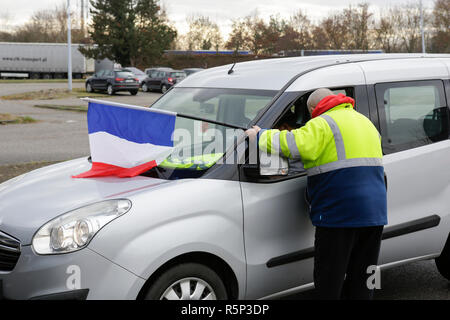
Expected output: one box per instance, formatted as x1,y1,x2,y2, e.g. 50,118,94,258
112,84,139,91
0,246,145,300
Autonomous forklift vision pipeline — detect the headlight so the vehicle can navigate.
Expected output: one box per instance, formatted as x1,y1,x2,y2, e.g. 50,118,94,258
32,199,132,255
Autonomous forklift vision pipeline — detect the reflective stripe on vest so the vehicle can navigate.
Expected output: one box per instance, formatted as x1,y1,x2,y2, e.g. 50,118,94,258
306,114,383,176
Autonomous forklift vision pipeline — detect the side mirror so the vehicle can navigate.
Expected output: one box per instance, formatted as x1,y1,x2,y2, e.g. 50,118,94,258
242,137,289,178
259,152,289,176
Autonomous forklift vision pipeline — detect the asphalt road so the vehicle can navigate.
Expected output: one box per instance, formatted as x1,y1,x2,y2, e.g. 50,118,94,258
0,82,161,165
0,82,449,300
286,259,449,300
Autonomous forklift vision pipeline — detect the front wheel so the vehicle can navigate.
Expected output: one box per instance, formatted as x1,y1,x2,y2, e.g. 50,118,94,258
144,263,228,300
107,84,115,95
435,234,450,280
142,83,149,92
86,83,94,93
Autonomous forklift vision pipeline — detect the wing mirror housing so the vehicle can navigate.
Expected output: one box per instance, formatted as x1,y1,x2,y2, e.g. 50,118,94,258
242,137,289,178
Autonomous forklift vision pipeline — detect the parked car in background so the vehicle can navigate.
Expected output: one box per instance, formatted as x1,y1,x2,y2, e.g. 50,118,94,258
85,69,140,95
183,68,205,76
144,67,173,76
141,69,187,93
123,67,148,85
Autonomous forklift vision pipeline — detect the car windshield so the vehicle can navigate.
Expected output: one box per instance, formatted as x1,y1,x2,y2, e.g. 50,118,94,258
152,87,276,128
143,87,277,180
116,71,134,78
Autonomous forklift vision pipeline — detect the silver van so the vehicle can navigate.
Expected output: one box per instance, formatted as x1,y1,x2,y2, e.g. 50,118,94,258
1,54,449,300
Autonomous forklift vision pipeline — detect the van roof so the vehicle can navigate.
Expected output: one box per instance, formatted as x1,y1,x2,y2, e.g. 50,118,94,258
177,53,450,91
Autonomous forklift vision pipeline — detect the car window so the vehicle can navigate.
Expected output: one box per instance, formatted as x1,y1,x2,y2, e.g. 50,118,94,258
96,70,105,77
271,87,354,176
115,71,134,78
171,72,186,78
274,87,355,130
375,80,449,154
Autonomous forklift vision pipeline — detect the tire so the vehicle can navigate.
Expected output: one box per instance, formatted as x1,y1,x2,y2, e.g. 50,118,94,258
86,83,94,93
142,83,149,92
144,263,228,300
161,84,168,94
107,84,115,96
130,90,138,96
435,234,450,280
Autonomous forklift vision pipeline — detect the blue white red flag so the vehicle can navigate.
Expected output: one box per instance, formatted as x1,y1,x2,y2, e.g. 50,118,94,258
73,100,176,178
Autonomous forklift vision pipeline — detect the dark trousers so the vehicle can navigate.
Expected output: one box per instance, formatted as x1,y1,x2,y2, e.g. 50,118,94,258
313,226,384,300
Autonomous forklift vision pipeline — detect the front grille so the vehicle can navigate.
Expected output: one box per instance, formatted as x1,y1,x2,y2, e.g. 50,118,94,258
0,231,21,272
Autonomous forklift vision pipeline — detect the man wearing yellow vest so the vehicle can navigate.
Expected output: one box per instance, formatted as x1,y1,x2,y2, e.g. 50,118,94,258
247,88,387,300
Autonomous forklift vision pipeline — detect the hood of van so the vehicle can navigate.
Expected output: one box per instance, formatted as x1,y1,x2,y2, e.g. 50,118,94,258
0,158,170,245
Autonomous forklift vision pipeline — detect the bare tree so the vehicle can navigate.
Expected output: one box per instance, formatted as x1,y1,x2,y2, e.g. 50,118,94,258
225,18,248,53
344,4,373,50
320,13,351,49
289,10,313,50
185,15,223,51
9,1,86,43
395,2,431,52
431,0,450,53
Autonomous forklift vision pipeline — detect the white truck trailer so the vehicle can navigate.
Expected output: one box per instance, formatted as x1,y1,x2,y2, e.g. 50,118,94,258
0,42,95,79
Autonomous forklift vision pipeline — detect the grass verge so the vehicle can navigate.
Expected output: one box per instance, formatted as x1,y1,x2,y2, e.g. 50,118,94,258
0,161,59,183
34,104,88,112
1,88,109,100
0,113,37,125
0,79,85,84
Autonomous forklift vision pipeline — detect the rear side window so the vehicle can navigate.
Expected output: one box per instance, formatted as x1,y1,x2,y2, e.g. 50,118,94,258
115,71,133,78
375,80,449,154
170,72,186,78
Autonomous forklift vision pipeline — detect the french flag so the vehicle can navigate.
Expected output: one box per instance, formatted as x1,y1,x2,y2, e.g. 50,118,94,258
73,100,176,178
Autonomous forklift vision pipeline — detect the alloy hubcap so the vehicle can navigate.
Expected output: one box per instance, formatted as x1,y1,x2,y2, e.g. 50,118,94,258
162,85,167,93
160,277,217,300
86,84,92,92
108,86,113,94
143,84,148,92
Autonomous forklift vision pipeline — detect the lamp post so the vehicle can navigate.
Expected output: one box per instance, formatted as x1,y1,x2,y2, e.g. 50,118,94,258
67,0,73,91
420,0,426,54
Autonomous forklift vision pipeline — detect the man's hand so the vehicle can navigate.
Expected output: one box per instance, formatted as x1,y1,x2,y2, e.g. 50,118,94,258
245,126,262,141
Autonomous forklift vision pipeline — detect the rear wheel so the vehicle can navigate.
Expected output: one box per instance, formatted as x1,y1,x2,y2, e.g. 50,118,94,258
161,84,168,94
144,263,228,300
129,90,138,96
107,84,114,95
435,234,450,280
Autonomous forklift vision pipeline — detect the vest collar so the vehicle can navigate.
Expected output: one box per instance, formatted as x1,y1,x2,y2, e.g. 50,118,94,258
312,94,355,118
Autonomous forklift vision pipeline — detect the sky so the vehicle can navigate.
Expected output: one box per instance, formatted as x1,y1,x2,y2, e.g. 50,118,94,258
1,0,436,36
